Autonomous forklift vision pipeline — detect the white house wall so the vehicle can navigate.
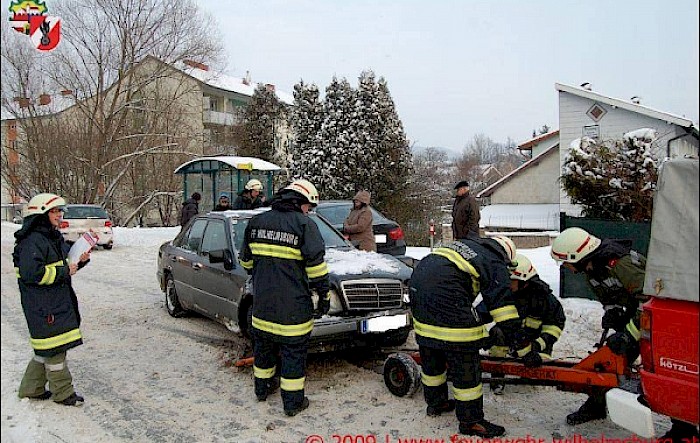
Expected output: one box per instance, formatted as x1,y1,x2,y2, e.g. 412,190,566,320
558,91,696,214
490,150,560,205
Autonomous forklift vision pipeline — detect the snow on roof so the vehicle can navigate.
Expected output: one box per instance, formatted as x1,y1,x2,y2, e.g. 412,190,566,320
479,203,560,230
477,143,559,198
174,156,282,174
173,61,294,105
518,130,560,150
556,83,696,129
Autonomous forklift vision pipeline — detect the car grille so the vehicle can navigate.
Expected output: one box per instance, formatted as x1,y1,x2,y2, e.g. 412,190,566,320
340,279,404,310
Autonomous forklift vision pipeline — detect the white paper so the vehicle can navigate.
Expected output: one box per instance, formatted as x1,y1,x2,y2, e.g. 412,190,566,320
68,232,97,263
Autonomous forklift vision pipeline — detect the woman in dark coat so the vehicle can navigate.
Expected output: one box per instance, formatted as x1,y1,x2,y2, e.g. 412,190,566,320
13,193,91,406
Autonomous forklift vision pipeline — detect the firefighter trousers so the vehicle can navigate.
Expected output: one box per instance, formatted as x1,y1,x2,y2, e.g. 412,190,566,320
253,329,309,412
18,352,75,402
419,346,483,425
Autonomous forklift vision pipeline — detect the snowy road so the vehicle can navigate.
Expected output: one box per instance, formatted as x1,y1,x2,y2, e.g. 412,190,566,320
1,223,670,442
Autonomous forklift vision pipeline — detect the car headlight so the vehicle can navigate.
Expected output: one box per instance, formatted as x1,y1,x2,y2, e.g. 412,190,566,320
311,289,342,315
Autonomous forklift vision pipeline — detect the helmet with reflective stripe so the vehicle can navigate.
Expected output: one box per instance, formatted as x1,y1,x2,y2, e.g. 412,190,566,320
26,193,66,216
510,253,537,281
245,179,263,191
550,227,601,263
492,235,517,266
284,179,319,206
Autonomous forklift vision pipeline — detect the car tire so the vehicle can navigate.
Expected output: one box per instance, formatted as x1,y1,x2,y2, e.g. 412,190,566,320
103,244,113,250
165,275,187,318
383,352,421,397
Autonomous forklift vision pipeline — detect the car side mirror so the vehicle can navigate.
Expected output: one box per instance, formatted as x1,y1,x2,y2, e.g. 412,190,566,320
209,249,235,270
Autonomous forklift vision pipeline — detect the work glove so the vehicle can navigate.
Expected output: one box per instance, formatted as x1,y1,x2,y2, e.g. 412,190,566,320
606,330,635,356
314,294,330,319
601,307,628,331
522,350,543,368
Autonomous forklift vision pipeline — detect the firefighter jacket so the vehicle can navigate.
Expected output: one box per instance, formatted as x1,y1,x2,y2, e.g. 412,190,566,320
479,276,566,359
239,195,330,344
409,238,521,351
451,192,480,239
583,239,648,342
13,215,85,357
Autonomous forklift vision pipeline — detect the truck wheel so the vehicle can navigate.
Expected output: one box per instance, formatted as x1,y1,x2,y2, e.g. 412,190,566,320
165,275,186,318
383,352,421,397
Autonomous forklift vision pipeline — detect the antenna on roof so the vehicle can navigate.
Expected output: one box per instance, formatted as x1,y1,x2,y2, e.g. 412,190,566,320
243,71,251,85
580,82,592,91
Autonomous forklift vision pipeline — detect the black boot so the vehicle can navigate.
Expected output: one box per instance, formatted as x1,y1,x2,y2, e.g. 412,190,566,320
284,397,309,417
426,399,455,417
566,395,606,425
256,377,280,402
56,392,84,406
27,390,52,400
459,419,506,437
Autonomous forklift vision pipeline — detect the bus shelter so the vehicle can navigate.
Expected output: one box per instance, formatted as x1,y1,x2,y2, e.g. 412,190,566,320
174,156,282,211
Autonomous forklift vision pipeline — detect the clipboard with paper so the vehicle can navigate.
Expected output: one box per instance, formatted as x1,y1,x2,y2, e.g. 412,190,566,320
68,232,97,263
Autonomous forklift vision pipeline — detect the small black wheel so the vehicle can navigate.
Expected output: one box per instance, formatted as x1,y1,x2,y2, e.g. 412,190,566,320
165,274,186,317
383,352,421,397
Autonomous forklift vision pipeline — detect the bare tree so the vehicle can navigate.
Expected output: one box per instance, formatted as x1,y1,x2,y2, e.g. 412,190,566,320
1,0,224,225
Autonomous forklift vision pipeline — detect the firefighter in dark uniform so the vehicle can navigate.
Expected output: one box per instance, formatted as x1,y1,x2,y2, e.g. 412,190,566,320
480,253,566,394
239,179,330,417
13,193,91,406
409,235,527,438
551,227,648,425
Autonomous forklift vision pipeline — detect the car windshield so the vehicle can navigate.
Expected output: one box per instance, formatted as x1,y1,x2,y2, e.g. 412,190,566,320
316,203,389,225
63,206,109,219
230,213,351,252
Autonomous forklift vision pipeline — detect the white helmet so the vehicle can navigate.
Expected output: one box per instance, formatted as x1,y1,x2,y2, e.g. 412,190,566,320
550,227,601,263
26,193,66,216
510,253,537,281
284,179,319,206
245,179,263,191
492,235,517,265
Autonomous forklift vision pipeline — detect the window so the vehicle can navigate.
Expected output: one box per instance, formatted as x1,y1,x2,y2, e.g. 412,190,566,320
183,219,207,252
201,220,227,255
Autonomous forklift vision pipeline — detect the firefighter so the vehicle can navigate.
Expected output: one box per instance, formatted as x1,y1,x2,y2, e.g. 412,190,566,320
239,179,330,417
550,227,647,425
13,193,91,406
409,235,527,438
481,253,566,394
233,179,266,210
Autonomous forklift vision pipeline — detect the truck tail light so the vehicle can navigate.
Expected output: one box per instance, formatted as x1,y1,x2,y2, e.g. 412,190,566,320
105,220,112,228
639,309,653,372
60,221,69,229
389,227,404,241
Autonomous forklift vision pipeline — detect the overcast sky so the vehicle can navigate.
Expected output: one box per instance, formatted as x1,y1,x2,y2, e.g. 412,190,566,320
194,0,699,153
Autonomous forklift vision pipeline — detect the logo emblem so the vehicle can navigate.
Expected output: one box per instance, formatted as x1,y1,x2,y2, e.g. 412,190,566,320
29,14,60,51
8,0,48,35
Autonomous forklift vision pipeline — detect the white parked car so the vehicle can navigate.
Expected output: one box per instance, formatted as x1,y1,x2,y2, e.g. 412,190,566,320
59,204,114,249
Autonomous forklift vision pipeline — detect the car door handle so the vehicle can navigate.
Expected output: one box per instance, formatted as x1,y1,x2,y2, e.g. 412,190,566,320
192,263,203,270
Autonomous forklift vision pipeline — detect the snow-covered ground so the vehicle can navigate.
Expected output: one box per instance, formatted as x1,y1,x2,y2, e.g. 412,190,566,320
1,222,671,442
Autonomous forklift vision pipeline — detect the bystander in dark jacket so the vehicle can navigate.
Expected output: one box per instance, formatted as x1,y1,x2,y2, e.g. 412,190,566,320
451,181,480,239
180,192,201,227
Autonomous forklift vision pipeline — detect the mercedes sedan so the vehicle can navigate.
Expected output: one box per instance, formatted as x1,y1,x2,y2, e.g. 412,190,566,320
156,208,413,351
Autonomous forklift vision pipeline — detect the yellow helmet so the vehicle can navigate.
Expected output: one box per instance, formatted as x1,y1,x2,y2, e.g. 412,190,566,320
284,179,319,206
551,227,601,263
510,253,537,281
245,179,263,191
25,193,66,216
492,235,517,266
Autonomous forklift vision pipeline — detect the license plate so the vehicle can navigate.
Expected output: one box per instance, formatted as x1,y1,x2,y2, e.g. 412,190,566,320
360,314,408,333
375,234,387,244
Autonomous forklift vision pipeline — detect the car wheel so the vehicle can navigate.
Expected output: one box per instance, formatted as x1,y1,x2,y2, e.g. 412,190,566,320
165,275,186,318
103,244,113,250
383,352,421,397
